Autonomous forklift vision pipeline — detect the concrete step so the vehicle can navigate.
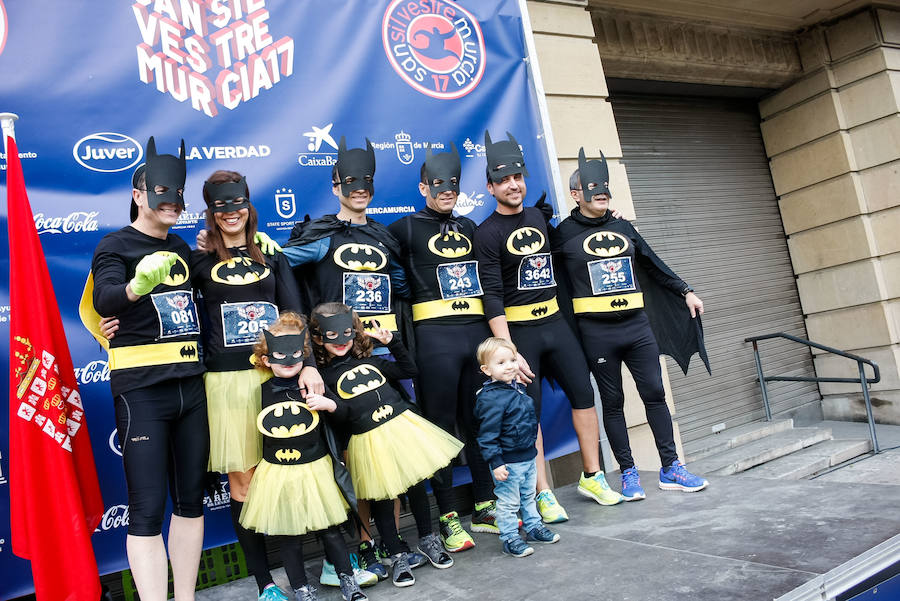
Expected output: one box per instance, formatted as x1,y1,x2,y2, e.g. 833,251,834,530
689,427,833,476
684,419,794,463
741,439,873,480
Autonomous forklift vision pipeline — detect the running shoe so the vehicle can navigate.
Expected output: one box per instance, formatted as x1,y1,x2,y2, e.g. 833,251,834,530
470,500,500,534
659,460,709,492
338,573,368,601
535,489,569,523
321,559,378,588
416,532,454,568
439,511,475,552
577,471,625,505
379,536,427,569
292,584,317,601
621,467,646,501
525,525,560,544
356,542,389,580
259,584,290,601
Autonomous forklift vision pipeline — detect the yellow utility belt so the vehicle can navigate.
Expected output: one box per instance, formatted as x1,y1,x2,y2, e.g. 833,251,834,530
573,293,644,313
359,313,398,333
412,298,484,321
108,341,199,371
504,297,560,322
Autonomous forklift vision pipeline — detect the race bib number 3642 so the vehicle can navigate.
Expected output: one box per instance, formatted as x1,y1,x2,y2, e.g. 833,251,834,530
517,253,555,290
151,290,200,338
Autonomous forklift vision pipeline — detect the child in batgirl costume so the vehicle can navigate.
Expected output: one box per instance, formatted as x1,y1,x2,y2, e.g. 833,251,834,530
241,312,368,601
310,303,464,588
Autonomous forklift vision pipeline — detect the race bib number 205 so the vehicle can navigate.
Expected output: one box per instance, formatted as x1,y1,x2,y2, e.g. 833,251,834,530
221,301,279,347
151,290,201,338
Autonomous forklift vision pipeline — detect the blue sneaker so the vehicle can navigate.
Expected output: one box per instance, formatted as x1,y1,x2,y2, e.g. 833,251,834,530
659,460,708,492
621,467,646,501
259,583,290,601
525,526,560,544
501,538,534,558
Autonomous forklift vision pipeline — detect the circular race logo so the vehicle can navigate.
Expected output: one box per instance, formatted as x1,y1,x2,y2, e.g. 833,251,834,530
382,0,486,100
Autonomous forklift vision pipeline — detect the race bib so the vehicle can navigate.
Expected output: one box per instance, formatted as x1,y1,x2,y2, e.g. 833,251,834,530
437,260,482,300
343,272,391,313
588,257,637,295
150,290,201,338
221,301,279,347
517,253,555,290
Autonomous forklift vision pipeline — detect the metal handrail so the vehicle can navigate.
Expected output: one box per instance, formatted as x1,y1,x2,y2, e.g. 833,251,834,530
745,332,881,454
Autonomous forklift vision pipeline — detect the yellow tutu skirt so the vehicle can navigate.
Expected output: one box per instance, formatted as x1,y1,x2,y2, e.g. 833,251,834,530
205,369,271,473
347,409,464,501
240,455,350,536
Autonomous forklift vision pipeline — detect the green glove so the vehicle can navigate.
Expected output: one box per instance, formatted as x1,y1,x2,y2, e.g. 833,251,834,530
254,231,282,255
130,251,178,296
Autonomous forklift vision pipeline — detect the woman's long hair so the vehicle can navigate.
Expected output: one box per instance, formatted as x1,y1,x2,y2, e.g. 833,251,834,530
203,169,266,265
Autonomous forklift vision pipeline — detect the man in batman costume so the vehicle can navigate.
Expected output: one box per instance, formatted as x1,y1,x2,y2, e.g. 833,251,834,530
388,144,497,553
84,137,208,600
553,147,710,500
474,130,622,524
282,136,411,357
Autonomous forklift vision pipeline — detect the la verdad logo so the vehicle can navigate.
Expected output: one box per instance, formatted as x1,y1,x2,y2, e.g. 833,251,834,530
382,0,486,99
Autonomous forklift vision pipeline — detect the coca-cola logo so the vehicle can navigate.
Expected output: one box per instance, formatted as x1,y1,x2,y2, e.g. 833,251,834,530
95,504,129,532
34,211,99,235
108,429,122,457
73,359,110,385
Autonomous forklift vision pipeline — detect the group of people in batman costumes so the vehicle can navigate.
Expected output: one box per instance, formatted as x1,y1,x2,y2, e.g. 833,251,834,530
82,127,711,601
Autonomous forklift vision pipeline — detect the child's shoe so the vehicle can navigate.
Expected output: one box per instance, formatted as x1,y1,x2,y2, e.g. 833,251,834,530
525,525,560,544
621,467,646,501
389,553,415,588
535,489,569,523
382,536,427,569
338,573,368,601
577,471,625,505
322,559,378,588
659,460,708,492
259,584,289,601
501,538,534,558
439,511,475,552
470,500,500,534
356,542,389,580
417,532,454,568
292,584,318,601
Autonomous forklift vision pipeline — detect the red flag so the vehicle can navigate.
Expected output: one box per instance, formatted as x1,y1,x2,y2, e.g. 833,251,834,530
6,134,104,600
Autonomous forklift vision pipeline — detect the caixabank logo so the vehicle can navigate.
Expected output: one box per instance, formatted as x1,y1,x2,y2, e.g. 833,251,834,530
382,0,485,100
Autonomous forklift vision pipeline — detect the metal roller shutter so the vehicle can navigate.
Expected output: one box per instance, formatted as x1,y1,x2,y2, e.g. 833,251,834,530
610,93,820,444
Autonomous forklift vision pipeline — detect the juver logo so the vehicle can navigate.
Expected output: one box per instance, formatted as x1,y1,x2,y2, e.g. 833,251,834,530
383,0,486,99
73,132,143,173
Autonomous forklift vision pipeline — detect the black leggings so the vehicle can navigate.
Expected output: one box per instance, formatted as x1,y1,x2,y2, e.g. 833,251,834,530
414,321,495,511
114,375,209,536
277,526,352,589
509,316,595,418
370,499,403,556
579,312,677,470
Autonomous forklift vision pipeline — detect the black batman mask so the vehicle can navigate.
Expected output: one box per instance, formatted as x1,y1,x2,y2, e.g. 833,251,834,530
336,136,376,198
143,136,186,210
313,311,355,345
424,143,461,196
204,176,250,213
577,147,612,200
263,329,308,365
484,130,528,183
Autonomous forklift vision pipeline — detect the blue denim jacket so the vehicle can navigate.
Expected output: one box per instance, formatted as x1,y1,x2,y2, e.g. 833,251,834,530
474,380,539,470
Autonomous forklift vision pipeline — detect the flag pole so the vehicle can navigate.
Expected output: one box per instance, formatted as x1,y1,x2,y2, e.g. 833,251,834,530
0,112,18,153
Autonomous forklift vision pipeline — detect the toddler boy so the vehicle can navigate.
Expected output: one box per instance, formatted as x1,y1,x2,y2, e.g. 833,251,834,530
474,337,560,557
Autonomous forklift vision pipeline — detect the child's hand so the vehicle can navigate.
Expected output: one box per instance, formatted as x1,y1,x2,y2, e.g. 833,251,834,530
365,325,393,345
493,465,509,481
305,393,337,413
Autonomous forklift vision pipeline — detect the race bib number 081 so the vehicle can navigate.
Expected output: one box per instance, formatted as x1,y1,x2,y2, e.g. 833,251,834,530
151,290,201,338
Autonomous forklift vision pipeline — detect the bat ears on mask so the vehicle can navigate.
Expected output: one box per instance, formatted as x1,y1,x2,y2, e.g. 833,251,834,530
145,136,185,159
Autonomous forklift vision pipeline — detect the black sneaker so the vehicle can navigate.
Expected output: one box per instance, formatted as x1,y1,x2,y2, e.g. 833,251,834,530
356,541,388,580
390,553,415,588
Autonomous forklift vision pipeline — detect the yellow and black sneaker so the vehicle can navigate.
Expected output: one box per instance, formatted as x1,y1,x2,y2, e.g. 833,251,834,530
438,511,475,552
470,500,500,534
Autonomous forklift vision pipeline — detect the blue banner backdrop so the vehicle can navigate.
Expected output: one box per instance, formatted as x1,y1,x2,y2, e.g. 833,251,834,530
0,1,578,596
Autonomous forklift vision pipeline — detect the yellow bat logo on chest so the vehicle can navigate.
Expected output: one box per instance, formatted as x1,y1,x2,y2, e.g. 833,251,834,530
583,231,629,257
211,257,271,285
257,401,319,438
428,232,472,258
337,365,386,399
334,243,388,271
506,227,545,256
